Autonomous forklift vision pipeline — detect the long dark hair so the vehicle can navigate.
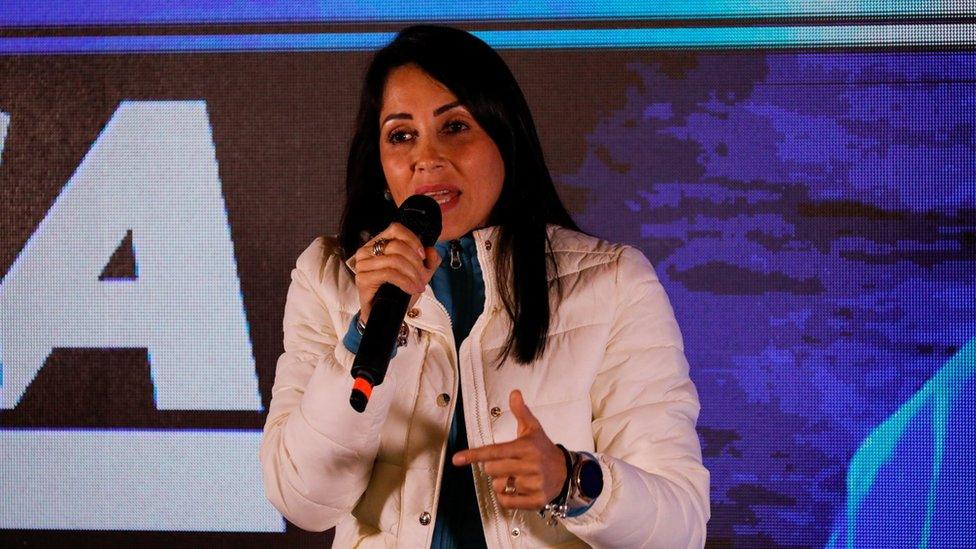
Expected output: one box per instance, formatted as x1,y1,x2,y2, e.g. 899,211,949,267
338,25,580,364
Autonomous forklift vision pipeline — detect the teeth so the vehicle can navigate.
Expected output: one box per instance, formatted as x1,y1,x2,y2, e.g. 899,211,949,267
423,189,456,204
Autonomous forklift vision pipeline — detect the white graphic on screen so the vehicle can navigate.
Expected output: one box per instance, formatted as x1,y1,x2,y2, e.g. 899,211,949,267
0,111,8,163
0,101,282,532
0,100,260,411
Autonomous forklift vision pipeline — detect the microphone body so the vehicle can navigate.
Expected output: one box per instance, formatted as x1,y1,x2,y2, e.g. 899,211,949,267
349,194,441,412
349,283,409,411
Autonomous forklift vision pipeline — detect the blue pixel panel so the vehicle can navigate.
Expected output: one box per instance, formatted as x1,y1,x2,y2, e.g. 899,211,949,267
562,51,976,546
2,25,975,55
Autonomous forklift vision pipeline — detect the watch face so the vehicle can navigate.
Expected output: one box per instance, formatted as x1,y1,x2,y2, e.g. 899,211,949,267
578,459,603,499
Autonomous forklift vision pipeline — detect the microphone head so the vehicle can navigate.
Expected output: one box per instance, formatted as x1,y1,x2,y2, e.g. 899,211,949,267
397,194,442,247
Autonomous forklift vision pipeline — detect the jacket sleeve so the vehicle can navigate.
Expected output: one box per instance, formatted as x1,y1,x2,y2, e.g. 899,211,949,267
259,238,400,531
561,246,710,548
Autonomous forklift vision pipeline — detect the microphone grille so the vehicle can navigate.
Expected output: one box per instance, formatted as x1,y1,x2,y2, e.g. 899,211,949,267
398,194,442,247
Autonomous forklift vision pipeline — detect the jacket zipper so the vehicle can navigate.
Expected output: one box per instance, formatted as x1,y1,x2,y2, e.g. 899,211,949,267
463,236,507,546
449,239,462,269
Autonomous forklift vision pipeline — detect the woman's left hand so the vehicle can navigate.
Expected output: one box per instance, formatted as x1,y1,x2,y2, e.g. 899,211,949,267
452,390,567,509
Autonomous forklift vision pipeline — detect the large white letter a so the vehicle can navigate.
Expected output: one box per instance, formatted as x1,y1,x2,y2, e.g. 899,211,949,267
0,101,261,411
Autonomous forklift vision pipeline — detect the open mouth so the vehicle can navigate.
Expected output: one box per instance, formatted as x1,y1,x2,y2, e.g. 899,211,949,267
422,188,460,208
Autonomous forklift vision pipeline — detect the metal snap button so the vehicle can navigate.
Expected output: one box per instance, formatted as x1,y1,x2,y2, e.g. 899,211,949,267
511,527,520,537
419,511,431,525
436,393,450,407
490,406,502,418
407,308,421,318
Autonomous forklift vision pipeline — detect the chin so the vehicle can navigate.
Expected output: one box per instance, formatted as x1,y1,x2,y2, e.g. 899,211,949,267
438,212,488,241
438,224,469,242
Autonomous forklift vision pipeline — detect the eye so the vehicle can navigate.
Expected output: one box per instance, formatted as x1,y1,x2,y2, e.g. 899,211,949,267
443,119,469,133
387,128,414,145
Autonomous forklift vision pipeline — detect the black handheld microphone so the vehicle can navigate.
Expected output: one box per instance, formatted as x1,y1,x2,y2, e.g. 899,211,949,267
349,194,441,413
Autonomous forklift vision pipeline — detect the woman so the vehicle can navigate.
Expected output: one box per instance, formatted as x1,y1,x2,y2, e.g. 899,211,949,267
261,25,709,548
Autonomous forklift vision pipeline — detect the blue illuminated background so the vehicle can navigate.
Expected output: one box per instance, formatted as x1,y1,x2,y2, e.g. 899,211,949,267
1,2,973,547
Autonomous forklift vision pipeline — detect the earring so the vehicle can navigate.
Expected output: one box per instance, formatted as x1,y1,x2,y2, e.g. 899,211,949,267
383,189,393,201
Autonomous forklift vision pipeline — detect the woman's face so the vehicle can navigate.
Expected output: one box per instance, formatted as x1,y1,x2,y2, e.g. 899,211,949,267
378,63,505,241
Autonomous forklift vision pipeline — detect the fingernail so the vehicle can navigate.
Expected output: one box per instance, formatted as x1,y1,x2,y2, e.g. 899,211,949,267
417,247,425,258
452,453,466,466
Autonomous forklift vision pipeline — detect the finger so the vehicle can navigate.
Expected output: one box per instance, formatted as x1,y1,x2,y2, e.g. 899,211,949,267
357,268,426,299
509,390,541,435
379,239,427,272
453,441,523,466
356,257,425,293
423,246,442,272
355,237,425,268
379,222,426,258
490,472,542,495
482,458,537,478
358,240,427,282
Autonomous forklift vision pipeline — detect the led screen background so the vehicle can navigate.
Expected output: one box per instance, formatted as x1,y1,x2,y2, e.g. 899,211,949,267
1,3,974,547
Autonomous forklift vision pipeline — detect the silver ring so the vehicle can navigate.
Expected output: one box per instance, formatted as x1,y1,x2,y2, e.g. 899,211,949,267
503,476,517,495
371,238,388,257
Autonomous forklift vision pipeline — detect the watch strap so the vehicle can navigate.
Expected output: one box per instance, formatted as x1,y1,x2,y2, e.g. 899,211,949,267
539,444,576,525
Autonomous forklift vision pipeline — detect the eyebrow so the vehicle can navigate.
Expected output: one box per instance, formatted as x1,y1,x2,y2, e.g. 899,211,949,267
381,101,463,126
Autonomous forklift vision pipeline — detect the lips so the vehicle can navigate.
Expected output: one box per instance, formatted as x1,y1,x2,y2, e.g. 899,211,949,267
415,185,461,210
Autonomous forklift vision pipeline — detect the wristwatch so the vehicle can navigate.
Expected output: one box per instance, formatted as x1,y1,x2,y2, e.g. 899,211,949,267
566,451,603,511
540,448,604,524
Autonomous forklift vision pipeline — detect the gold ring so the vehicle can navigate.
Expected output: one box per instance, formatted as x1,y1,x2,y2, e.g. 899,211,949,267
371,238,388,257
503,475,517,495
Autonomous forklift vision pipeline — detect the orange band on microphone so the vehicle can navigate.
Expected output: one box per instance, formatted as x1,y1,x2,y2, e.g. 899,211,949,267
353,377,373,399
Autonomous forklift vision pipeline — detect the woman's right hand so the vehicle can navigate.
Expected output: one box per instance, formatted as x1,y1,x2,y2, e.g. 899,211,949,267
353,222,441,323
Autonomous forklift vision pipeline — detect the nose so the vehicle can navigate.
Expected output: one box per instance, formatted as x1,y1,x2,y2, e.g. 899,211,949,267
412,135,445,173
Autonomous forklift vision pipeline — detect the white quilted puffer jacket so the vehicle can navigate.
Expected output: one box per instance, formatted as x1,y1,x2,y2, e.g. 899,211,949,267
260,226,709,548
